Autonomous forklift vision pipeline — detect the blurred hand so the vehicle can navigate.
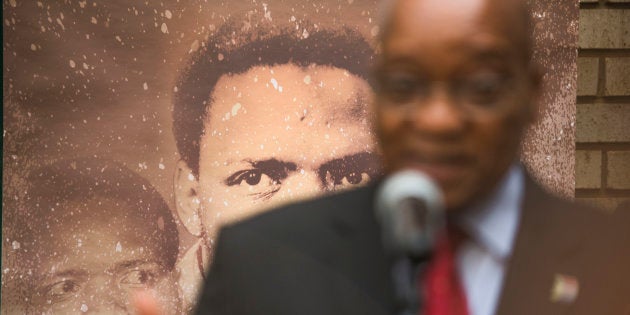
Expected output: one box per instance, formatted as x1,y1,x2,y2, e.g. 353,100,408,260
133,290,163,315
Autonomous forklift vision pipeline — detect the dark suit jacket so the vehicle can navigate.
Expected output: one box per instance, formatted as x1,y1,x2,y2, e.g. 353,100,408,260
195,177,630,315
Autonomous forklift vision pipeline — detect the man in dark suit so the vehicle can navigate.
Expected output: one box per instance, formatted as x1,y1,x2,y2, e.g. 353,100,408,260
136,0,630,314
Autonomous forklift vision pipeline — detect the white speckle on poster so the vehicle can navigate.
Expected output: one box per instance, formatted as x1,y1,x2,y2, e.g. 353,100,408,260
115,242,122,252
69,60,76,68
263,3,272,21
371,26,380,37
56,18,65,30
80,304,88,312
231,103,242,116
158,217,165,230
161,23,168,34
189,40,199,53
165,10,173,19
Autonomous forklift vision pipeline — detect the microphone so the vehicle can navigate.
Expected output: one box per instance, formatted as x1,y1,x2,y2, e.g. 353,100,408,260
375,170,445,314
375,169,445,256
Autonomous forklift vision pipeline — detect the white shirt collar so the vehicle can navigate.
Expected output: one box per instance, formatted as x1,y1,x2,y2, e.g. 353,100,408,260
458,164,524,262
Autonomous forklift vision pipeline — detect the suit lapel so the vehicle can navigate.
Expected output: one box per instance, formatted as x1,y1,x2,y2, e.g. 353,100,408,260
495,177,589,315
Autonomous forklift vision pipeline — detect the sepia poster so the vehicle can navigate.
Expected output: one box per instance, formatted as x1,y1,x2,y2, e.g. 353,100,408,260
2,0,577,313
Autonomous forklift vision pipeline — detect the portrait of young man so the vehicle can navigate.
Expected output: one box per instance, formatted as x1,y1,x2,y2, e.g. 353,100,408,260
171,20,382,308
2,159,182,314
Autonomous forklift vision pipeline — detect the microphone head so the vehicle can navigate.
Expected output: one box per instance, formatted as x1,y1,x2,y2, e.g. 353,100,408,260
375,169,445,256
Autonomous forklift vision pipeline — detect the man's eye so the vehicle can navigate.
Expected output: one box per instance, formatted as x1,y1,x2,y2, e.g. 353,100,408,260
119,269,156,288
319,152,382,191
459,72,509,105
379,74,423,102
341,172,371,186
325,171,372,191
225,170,282,201
224,161,297,201
44,279,82,302
343,171,365,185
229,170,264,186
388,78,415,93
225,169,279,186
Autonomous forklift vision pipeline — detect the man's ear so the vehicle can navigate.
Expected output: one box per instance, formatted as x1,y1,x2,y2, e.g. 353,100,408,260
174,159,203,237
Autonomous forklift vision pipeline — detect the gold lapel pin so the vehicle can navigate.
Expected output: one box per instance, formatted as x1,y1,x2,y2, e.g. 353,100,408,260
550,273,579,304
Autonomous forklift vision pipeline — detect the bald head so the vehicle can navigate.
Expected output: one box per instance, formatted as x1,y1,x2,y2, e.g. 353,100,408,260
380,0,534,65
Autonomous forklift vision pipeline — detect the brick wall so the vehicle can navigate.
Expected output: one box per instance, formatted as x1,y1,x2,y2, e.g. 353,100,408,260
576,0,630,211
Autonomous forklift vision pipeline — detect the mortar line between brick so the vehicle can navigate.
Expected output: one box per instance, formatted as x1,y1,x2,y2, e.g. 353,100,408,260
575,189,630,198
579,3,598,9
577,143,630,150
580,2,630,9
579,49,630,57
597,57,606,96
576,96,630,103
602,150,608,190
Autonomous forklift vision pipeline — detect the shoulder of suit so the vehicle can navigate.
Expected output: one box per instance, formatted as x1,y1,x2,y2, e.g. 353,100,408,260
524,176,629,238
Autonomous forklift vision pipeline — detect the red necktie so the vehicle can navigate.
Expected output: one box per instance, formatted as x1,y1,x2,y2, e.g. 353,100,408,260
419,228,469,315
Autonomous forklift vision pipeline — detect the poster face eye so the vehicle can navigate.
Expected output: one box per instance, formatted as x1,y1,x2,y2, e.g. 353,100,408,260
318,152,382,191
223,159,297,200
41,278,84,304
118,262,164,289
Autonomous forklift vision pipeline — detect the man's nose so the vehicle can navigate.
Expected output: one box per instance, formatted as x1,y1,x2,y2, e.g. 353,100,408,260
408,84,467,136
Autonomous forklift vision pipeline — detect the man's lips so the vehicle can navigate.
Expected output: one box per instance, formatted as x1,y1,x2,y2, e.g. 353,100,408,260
395,151,474,184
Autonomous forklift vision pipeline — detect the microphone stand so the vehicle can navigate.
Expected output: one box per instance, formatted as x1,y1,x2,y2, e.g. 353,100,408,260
391,252,432,315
